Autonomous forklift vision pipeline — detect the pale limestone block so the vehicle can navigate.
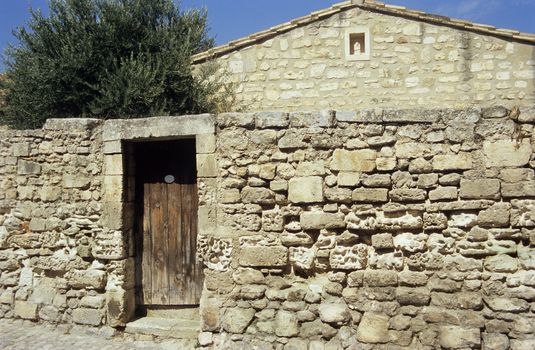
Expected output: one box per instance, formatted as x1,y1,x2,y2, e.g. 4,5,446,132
483,139,532,167
72,308,102,326
356,312,389,344
438,326,480,349
338,172,360,187
197,154,217,178
432,152,473,171
296,161,325,176
14,301,39,320
288,176,323,203
39,186,61,202
196,133,216,154
429,186,458,201
102,175,123,201
12,143,30,157
300,212,345,230
104,154,123,175
352,188,388,202
330,149,376,172
239,246,288,267
460,179,501,200
376,157,397,171
103,140,122,154
17,160,41,175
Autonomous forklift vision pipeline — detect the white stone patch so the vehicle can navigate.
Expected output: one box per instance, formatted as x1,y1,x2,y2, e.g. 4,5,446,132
393,232,428,253
289,247,317,271
449,213,478,228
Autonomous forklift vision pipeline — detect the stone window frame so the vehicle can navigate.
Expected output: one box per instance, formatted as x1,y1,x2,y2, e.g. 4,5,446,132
101,114,216,324
345,26,371,61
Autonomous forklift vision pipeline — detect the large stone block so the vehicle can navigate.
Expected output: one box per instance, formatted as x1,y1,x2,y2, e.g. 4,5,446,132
484,297,529,312
300,212,345,230
241,187,276,205
478,203,511,228
12,143,30,157
289,111,334,128
196,154,217,178
364,270,398,287
200,296,222,331
484,254,518,273
429,186,458,201
352,188,388,202
318,303,350,323
338,172,360,187
103,154,123,175
218,112,255,128
239,246,288,267
483,139,531,167
64,174,91,189
17,160,41,175
389,188,426,202
255,112,289,129
439,326,480,349
221,307,256,334
330,149,376,172
432,153,473,171
14,301,38,320
288,176,323,203
275,310,299,337
336,110,382,123
356,312,389,344
460,179,501,199
383,109,439,123
196,133,216,154
106,288,135,327
39,186,61,202
69,269,107,289
502,181,535,198
72,308,102,326
103,115,214,141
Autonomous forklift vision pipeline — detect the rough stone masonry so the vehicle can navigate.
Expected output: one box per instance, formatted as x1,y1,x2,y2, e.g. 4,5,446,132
1,106,535,349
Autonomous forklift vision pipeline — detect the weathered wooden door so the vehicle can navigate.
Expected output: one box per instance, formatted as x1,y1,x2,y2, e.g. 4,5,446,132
134,139,204,306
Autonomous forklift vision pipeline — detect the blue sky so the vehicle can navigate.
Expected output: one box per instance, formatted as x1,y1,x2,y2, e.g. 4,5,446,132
1,0,534,70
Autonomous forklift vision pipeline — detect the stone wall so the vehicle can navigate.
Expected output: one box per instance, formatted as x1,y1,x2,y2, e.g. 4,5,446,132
0,119,135,329
1,107,535,349
198,106,535,349
200,7,535,111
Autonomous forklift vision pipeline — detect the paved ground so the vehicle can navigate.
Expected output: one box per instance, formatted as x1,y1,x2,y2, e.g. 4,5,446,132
0,319,196,350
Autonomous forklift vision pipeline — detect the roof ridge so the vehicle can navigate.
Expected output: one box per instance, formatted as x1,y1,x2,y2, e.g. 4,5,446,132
192,0,535,64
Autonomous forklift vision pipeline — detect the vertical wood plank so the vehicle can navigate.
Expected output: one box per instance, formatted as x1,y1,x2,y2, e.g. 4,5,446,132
141,182,152,304
182,182,193,304
191,181,204,303
167,182,183,304
151,183,169,304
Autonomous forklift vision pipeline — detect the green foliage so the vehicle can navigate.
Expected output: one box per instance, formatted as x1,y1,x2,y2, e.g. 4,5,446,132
1,0,234,129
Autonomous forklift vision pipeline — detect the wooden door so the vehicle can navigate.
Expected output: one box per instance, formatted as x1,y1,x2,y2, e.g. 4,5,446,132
134,139,204,306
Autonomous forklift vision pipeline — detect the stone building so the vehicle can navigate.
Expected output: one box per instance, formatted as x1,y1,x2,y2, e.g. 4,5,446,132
1,1,535,349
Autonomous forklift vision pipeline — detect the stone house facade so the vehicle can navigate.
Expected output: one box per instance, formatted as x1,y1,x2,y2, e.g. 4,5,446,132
1,1,535,349
193,0,535,111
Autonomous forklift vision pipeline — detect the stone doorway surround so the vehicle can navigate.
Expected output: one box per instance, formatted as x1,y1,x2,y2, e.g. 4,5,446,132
100,114,216,327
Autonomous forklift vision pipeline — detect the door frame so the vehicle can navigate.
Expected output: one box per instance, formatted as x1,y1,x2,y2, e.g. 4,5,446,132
100,115,217,327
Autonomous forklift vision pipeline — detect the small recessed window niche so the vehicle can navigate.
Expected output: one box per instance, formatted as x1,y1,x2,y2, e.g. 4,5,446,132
345,27,370,61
